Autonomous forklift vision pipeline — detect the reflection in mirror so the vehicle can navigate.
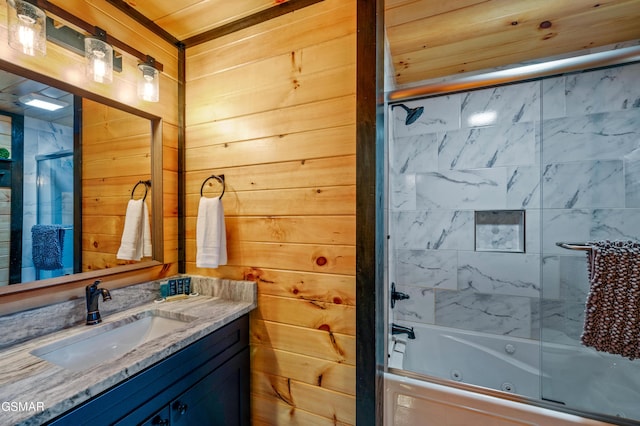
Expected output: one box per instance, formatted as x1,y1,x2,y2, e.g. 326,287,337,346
0,69,153,287
82,98,152,272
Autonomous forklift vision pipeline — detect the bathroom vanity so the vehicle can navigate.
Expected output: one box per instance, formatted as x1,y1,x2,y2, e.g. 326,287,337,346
0,278,256,425
49,316,249,425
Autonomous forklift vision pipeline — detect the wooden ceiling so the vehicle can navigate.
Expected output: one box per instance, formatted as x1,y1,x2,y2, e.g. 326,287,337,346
386,0,640,87
121,0,288,41
119,0,640,87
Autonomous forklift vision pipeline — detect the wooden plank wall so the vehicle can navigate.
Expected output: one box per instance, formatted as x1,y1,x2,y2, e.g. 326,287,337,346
81,99,152,271
184,0,357,423
0,186,8,286
0,0,179,312
0,115,10,286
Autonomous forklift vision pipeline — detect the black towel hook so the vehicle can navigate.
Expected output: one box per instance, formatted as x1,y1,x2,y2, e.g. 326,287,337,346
131,180,151,201
200,174,225,199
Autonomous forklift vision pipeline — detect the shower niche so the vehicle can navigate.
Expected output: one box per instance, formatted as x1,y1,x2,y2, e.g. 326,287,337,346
474,210,525,253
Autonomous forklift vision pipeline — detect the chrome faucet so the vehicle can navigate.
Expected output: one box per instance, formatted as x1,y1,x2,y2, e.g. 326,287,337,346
391,323,415,339
86,280,111,325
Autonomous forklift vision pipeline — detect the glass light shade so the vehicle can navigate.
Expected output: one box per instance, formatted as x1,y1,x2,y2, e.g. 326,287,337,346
85,37,113,84
137,64,159,102
7,0,46,57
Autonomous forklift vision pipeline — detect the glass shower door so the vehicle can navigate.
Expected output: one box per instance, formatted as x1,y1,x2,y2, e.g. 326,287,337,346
35,151,74,279
539,62,640,421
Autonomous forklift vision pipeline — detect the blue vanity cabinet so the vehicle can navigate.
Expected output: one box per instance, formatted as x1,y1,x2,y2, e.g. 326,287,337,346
167,347,248,425
46,315,249,426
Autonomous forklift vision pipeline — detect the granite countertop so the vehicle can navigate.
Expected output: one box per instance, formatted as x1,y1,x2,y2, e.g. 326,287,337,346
0,278,256,425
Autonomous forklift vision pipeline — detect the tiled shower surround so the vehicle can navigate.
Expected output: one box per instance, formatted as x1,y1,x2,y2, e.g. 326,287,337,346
389,61,640,343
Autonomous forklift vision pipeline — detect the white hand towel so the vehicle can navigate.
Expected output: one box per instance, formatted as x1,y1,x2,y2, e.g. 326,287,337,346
196,197,227,268
117,199,152,261
142,201,152,258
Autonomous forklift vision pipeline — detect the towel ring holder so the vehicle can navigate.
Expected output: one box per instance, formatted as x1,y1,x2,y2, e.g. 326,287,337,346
200,174,225,199
131,180,151,201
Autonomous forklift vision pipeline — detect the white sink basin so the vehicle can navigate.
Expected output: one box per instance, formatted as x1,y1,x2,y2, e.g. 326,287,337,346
31,310,196,371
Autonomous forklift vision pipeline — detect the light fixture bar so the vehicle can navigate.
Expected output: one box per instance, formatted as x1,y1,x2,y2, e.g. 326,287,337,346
19,93,68,111
46,18,122,72
24,0,163,72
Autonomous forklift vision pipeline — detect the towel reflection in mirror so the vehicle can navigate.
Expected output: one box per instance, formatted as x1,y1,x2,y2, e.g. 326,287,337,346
31,224,68,270
116,198,152,261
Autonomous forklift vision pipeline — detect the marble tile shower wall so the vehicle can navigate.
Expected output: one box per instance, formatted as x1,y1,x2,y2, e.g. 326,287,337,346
389,62,640,342
21,117,73,282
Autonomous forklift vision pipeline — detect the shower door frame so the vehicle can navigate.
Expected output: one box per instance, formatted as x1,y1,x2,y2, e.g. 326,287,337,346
382,44,640,426
1,111,24,285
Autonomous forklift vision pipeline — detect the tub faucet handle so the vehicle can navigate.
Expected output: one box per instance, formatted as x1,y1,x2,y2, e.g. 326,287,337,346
391,282,411,308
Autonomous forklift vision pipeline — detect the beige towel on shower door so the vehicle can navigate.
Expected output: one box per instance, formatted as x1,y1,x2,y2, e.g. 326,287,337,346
581,240,640,360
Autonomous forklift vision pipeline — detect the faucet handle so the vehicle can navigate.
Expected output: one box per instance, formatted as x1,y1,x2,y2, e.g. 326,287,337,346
87,280,101,291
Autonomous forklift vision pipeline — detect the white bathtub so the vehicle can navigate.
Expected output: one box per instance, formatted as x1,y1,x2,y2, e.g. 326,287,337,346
388,322,640,423
384,373,615,426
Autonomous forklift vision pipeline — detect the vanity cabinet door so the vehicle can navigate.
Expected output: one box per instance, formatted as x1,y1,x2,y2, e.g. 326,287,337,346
171,347,249,426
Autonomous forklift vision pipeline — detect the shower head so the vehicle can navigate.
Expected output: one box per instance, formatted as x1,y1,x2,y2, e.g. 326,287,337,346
392,103,424,126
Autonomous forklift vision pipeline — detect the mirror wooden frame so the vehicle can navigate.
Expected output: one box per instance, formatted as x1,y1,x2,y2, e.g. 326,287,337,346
0,59,164,309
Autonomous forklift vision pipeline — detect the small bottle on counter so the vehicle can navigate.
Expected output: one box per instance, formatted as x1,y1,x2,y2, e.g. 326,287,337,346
160,281,169,298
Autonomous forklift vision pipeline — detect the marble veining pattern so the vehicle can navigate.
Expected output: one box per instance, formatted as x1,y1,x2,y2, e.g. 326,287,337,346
416,169,507,210
625,148,640,207
542,160,624,209
393,284,435,324
565,62,640,116
438,122,536,170
391,134,439,174
392,210,474,251
541,76,566,120
590,208,640,241
395,249,457,289
506,166,541,209
458,252,540,297
460,81,540,126
435,289,531,338
0,277,256,425
541,209,592,254
390,173,416,211
541,109,640,164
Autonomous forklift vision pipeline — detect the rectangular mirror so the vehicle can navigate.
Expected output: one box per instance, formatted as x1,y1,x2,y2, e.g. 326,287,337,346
0,67,159,288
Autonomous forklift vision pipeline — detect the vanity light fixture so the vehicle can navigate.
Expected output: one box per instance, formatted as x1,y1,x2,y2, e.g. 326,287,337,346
137,57,159,102
6,0,47,57
19,93,68,111
85,28,113,84
6,2,165,90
